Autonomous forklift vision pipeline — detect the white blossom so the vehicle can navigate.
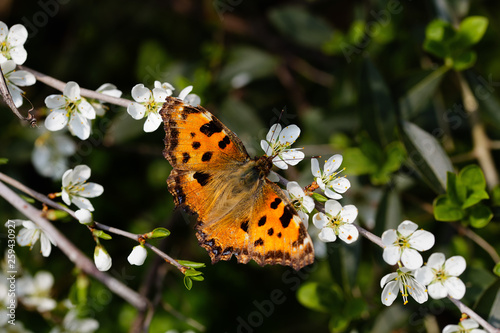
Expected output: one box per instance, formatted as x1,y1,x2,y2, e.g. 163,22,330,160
32,131,76,180
442,319,487,333
44,81,96,140
285,181,314,227
0,60,36,107
75,209,93,225
127,245,147,266
61,165,104,212
94,245,112,272
91,83,122,116
312,200,359,244
0,22,28,64
17,271,56,312
14,220,56,257
311,155,350,199
381,220,435,269
415,253,467,300
261,124,304,169
380,267,428,306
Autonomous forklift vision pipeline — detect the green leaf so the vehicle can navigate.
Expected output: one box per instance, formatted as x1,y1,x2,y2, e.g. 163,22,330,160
434,195,464,221
423,19,455,58
359,58,396,146
494,262,500,277
190,275,204,282
462,190,489,209
491,186,500,206
296,281,342,313
311,192,328,203
344,298,368,320
184,277,193,290
93,230,112,240
454,16,489,49
399,66,450,120
177,260,206,269
184,269,202,277
377,142,406,179
446,172,464,205
399,121,454,193
148,227,170,239
459,165,487,191
452,50,477,71
0,158,8,165
268,5,334,49
468,204,493,228
19,195,35,204
329,315,350,333
342,147,378,176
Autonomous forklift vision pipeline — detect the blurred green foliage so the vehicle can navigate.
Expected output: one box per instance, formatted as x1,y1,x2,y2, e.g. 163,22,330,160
1,0,500,332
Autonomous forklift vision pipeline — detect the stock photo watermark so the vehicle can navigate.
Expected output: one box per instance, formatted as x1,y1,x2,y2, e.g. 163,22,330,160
5,220,18,326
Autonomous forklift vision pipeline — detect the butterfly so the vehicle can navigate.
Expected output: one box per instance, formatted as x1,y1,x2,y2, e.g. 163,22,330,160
160,97,314,270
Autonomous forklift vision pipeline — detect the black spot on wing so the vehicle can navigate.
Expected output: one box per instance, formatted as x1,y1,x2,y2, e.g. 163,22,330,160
267,228,274,236
182,152,190,163
200,120,223,137
254,238,264,246
258,216,266,226
190,132,196,138
192,142,201,149
270,198,282,209
280,204,294,228
277,232,282,238
169,127,179,151
240,220,249,233
218,135,231,149
292,223,308,247
202,152,213,162
193,171,210,186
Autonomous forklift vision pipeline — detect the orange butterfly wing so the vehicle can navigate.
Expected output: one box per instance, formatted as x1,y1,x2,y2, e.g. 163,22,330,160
160,97,314,270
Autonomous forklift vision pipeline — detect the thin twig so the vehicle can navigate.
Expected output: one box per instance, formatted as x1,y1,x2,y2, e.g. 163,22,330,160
0,171,189,274
0,66,36,126
448,297,500,333
457,72,499,189
19,66,133,108
452,223,500,263
0,180,148,311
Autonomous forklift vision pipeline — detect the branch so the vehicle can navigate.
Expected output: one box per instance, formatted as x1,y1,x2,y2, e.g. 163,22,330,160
452,223,500,263
19,66,133,108
0,66,36,126
449,297,500,333
0,171,189,274
457,72,499,189
0,180,149,311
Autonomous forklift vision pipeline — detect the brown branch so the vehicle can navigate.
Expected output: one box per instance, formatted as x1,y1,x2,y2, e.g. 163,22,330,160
0,66,36,126
448,297,500,333
0,180,148,311
19,66,133,108
453,223,500,263
0,171,189,274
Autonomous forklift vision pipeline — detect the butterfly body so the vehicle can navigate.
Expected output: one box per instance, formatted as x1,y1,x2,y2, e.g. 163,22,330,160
161,97,314,270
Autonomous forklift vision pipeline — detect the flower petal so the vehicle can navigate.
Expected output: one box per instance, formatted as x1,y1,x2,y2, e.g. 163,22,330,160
40,233,52,257
71,165,91,183
131,84,150,102
382,245,400,266
461,319,479,329
127,102,147,120
312,212,328,229
127,245,148,266
260,140,272,156
444,277,466,299
338,224,358,243
278,125,300,146
324,188,342,199
17,228,38,247
401,248,424,269
381,229,397,246
281,149,305,166
62,169,73,187
0,21,8,40
178,85,193,100
408,278,428,304
324,199,341,216
68,113,91,140
45,94,66,109
61,190,71,206
9,46,27,65
380,272,398,287
318,227,336,242
152,87,168,103
75,209,93,225
272,156,288,170
78,100,96,119
44,109,69,131
7,82,24,107
442,325,460,333
444,256,466,276
79,183,104,198
408,230,435,251
324,154,343,175
267,171,280,182
397,220,419,236
298,211,309,228
381,280,399,306
7,24,28,46
143,111,162,132
427,282,448,299
94,246,112,271
302,196,315,213
311,158,321,178
184,93,201,106
329,177,351,194
286,181,304,198
415,266,434,285
340,205,358,223
64,81,81,100
9,70,36,86
426,252,446,269
71,196,94,212
266,124,281,142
